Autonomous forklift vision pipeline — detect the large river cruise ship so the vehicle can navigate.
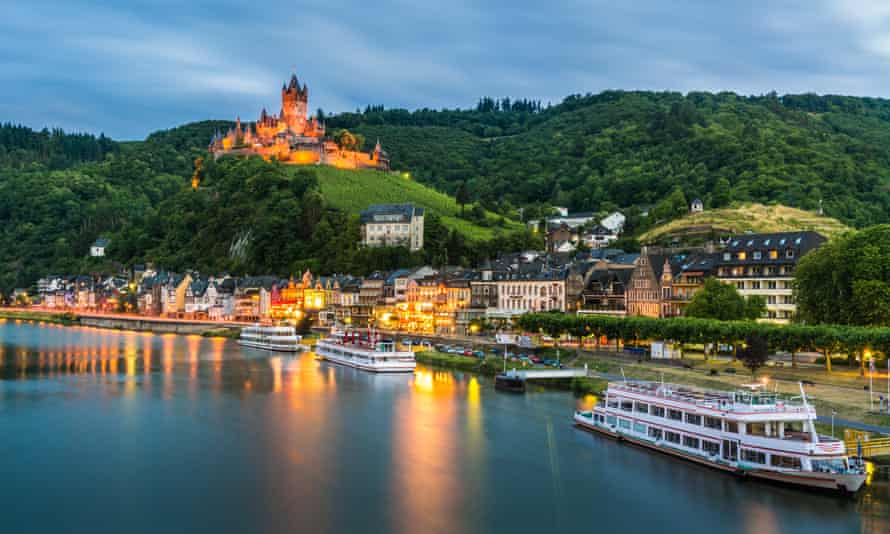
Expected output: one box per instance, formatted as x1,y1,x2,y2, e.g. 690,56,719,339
238,324,304,352
315,329,416,373
574,380,867,493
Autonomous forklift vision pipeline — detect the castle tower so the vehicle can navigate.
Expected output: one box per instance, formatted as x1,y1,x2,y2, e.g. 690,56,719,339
281,74,308,134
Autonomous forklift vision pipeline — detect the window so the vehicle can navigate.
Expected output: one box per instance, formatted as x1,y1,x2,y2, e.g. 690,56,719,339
751,281,760,290
723,253,731,261
704,417,722,430
685,413,702,426
769,249,778,259
742,449,766,464
651,406,665,418
786,249,795,259
620,401,633,412
702,441,720,456
683,436,700,449
635,402,649,414
753,251,762,260
771,455,802,469
606,415,617,426
648,427,663,440
737,251,747,260
607,398,619,409
668,409,683,421
633,422,647,434
747,423,767,437
665,431,681,444
619,419,631,430
725,421,739,433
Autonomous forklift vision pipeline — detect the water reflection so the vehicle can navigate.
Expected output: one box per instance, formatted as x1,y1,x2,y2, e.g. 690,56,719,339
0,322,887,534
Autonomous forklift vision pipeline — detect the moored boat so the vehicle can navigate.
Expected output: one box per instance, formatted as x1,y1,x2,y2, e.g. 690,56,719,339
315,328,416,373
495,372,526,393
574,380,867,493
238,324,304,352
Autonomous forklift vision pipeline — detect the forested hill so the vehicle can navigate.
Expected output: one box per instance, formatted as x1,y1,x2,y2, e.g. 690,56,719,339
324,91,890,228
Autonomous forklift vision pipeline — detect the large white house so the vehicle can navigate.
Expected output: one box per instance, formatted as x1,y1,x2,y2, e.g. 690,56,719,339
360,203,425,251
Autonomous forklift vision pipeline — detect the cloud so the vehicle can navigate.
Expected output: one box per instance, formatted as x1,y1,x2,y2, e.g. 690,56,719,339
3,1,890,139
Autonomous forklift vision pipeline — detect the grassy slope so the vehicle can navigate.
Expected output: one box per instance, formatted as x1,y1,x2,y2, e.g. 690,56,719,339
640,203,851,243
313,166,521,240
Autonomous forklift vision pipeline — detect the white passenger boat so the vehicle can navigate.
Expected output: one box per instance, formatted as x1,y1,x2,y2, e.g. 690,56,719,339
315,329,416,373
238,324,304,352
574,380,867,493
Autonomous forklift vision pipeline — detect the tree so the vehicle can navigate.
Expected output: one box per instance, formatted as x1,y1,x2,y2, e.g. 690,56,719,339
455,181,471,215
685,278,764,321
711,177,732,208
796,225,890,326
739,334,770,376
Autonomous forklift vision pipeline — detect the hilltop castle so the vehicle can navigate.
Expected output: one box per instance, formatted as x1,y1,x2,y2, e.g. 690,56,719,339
209,74,389,170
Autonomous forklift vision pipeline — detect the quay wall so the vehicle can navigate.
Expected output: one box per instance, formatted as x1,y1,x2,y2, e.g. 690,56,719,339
79,316,239,335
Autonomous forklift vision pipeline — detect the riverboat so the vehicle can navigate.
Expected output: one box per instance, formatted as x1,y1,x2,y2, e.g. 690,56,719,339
574,380,867,493
315,329,416,373
238,324,304,352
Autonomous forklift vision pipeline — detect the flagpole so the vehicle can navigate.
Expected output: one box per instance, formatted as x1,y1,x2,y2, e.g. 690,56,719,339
869,357,875,411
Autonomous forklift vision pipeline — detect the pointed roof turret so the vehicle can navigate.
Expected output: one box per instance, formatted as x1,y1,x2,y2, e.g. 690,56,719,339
288,74,299,90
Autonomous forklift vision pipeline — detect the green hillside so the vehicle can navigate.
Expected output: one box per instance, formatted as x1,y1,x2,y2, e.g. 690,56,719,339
314,166,519,240
639,203,851,244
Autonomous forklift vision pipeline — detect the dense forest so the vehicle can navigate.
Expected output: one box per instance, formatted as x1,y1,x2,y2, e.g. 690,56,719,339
327,91,890,227
5,89,890,291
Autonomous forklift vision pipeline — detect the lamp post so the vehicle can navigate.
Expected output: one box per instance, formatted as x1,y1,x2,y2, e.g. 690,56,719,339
831,409,836,438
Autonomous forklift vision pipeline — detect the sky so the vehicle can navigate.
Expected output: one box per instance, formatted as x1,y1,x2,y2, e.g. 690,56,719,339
3,0,890,140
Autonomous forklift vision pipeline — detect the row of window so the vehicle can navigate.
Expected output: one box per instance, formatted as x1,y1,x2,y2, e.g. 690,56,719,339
603,414,802,469
723,249,795,262
609,398,739,433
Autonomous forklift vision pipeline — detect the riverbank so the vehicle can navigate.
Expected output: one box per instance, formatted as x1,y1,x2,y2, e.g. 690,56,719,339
415,350,607,394
0,309,79,325
0,308,242,337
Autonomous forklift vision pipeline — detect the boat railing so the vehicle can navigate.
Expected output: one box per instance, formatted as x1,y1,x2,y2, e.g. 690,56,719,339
610,382,811,413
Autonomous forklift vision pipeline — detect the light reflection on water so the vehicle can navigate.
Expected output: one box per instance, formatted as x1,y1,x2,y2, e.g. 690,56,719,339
0,321,888,534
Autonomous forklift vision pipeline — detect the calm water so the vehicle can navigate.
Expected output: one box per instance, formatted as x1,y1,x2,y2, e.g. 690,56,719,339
1,321,888,534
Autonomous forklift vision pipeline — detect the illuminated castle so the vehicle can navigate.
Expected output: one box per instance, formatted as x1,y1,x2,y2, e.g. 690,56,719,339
209,74,389,170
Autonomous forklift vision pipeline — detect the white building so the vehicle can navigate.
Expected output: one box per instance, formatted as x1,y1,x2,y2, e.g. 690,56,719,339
360,203,425,251
600,211,626,234
90,238,110,257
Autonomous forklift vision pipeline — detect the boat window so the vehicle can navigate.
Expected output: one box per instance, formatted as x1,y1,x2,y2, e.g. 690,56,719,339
606,415,617,426
747,423,767,437
651,406,665,418
683,436,699,449
770,455,802,469
620,401,633,412
685,413,702,426
725,421,739,433
741,449,766,464
704,416,722,430
702,441,720,456
633,422,646,434
648,428,662,440
635,402,649,414
667,409,683,421
619,419,631,430
665,431,681,444
607,399,619,409
812,459,847,474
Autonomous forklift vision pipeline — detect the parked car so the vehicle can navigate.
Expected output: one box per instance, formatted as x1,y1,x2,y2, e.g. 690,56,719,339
530,355,543,364
473,351,485,358
462,350,474,357
543,359,556,367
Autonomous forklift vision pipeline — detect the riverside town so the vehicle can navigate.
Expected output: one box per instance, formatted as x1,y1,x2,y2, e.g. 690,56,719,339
6,4,890,533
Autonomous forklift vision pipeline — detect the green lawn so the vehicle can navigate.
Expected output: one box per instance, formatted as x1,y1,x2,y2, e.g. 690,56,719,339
313,166,521,240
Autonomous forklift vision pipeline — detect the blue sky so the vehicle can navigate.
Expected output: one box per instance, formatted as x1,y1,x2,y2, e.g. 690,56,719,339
3,0,890,139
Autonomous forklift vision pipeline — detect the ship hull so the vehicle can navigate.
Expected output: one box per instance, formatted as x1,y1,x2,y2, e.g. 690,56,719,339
574,414,867,493
237,339,304,353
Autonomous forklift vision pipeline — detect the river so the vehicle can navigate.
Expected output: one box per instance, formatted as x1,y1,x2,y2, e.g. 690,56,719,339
1,320,888,534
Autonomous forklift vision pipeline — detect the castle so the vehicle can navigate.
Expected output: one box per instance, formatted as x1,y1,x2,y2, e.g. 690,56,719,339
209,74,389,170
